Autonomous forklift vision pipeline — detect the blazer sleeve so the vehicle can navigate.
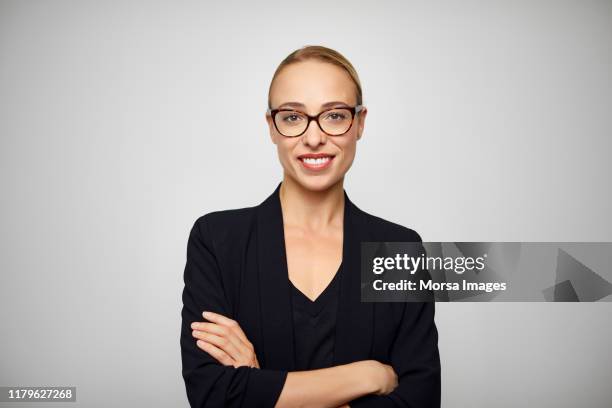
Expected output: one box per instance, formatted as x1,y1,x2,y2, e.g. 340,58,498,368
180,215,288,408
349,237,441,408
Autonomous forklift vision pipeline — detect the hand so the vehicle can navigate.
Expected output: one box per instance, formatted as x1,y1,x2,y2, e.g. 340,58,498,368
373,361,398,395
359,360,398,395
191,311,260,368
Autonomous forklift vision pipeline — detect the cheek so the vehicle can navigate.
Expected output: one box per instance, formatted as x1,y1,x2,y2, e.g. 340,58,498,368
336,141,357,172
339,140,357,161
276,142,296,167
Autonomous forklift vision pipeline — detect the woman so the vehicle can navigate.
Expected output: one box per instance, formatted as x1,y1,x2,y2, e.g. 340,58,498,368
181,45,441,408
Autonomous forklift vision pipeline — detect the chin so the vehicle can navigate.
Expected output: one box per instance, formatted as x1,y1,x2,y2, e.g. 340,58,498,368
294,174,343,192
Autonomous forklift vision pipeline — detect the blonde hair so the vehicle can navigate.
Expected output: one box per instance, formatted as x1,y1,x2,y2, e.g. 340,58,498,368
267,45,363,110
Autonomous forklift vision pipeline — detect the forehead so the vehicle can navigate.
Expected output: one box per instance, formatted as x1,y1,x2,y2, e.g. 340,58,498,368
270,60,357,111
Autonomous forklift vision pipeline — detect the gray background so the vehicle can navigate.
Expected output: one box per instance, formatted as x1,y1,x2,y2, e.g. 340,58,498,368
1,0,611,407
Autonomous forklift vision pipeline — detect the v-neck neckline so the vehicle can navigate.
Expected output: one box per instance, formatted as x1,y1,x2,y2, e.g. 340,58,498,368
289,262,343,305
279,183,346,304
255,181,375,370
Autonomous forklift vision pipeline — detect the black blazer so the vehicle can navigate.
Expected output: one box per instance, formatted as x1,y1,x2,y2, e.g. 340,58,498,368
180,182,441,408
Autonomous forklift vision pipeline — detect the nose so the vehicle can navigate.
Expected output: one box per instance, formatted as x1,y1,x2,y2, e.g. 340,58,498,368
301,119,327,147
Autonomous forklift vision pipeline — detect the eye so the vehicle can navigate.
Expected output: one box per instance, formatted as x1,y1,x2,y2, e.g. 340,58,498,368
279,112,305,123
324,111,349,121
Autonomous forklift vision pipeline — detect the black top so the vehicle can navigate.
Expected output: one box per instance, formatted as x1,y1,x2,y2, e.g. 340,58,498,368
180,181,440,408
289,262,343,370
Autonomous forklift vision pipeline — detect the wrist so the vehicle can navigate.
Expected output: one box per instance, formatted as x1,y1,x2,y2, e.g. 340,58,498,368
347,360,380,395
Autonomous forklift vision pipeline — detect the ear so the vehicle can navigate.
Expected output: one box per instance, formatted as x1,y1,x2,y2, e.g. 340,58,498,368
265,112,278,145
356,106,367,140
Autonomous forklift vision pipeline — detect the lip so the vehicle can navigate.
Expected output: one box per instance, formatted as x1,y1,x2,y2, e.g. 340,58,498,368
297,153,336,171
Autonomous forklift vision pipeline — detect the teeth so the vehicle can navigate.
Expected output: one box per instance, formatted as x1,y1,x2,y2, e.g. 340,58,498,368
302,157,331,165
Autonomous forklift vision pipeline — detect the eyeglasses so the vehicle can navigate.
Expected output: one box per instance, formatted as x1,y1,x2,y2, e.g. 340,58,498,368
267,105,364,137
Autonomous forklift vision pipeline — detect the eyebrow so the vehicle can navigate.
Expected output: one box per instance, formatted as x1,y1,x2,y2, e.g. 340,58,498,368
277,101,351,109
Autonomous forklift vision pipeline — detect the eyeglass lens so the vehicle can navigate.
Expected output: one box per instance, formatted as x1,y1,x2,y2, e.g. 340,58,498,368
274,108,354,137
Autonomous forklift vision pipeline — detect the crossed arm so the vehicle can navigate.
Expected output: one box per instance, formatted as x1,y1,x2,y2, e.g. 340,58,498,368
180,216,440,407
189,310,397,408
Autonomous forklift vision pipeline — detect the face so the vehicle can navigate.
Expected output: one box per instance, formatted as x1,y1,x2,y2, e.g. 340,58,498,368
266,60,367,192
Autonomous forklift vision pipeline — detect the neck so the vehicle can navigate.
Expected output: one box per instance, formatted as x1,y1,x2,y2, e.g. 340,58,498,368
279,175,345,231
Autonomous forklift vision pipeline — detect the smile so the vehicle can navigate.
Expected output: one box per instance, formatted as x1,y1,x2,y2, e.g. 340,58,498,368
298,155,335,171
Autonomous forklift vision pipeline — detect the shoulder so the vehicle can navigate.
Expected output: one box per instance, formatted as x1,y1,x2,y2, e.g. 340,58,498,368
186,206,258,266
195,206,256,230
354,205,423,243
192,205,257,243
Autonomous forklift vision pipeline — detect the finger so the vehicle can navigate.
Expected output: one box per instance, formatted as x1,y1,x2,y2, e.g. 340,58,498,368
201,312,255,350
192,330,243,361
192,322,231,338
202,311,235,326
195,317,254,355
192,322,247,357
196,340,234,366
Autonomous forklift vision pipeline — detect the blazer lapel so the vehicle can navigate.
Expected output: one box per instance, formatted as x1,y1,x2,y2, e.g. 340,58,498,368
256,182,374,370
333,189,374,364
256,182,295,371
